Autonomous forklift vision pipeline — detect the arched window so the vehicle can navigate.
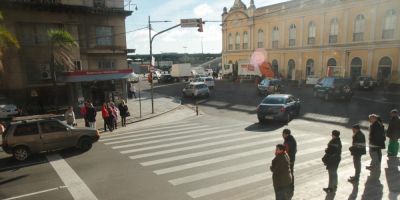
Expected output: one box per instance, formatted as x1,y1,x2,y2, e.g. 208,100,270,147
378,56,392,80
257,29,264,48
308,22,316,45
327,58,337,66
272,59,279,77
243,31,248,49
289,24,296,46
235,32,241,50
306,59,314,76
272,26,279,48
353,14,365,41
287,59,295,79
228,33,233,50
329,18,339,44
383,10,397,39
350,57,362,79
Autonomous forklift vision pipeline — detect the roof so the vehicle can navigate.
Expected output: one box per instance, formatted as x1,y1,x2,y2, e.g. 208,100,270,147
12,114,64,122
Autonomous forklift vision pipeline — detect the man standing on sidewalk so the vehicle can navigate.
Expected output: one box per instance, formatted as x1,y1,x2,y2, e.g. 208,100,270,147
270,144,292,200
322,130,342,193
348,124,366,183
387,109,400,157
366,114,385,171
282,128,297,195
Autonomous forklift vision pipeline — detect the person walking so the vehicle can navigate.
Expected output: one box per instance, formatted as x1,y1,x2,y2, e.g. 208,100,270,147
86,103,97,128
102,103,112,132
64,106,76,126
106,103,115,132
118,100,129,127
282,128,297,195
366,114,385,171
348,124,366,183
130,84,137,99
80,102,89,127
387,109,400,157
0,121,5,135
270,144,292,200
322,130,342,193
110,102,119,129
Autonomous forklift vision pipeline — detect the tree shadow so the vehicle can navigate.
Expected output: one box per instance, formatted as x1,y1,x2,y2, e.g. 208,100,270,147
385,157,400,200
361,174,383,200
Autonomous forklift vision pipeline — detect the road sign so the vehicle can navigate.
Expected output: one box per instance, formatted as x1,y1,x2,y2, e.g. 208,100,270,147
181,18,201,28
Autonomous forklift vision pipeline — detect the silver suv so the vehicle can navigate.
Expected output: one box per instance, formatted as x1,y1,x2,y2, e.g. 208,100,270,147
2,115,99,161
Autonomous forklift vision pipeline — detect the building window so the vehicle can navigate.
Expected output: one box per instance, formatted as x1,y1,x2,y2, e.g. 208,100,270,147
287,59,295,79
383,10,397,39
306,59,314,76
235,32,240,50
272,26,279,48
377,56,392,81
350,57,362,79
329,18,339,44
98,60,115,69
272,59,279,76
289,24,296,47
96,26,113,46
327,58,337,67
18,23,62,46
228,33,233,50
243,31,248,49
353,14,365,41
93,0,105,8
308,22,316,45
257,29,264,48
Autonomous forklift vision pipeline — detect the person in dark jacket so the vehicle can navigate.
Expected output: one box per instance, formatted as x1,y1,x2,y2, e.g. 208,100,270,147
322,130,342,193
270,144,292,200
387,109,400,157
118,100,129,127
366,114,385,171
86,103,97,129
348,124,366,183
282,128,297,194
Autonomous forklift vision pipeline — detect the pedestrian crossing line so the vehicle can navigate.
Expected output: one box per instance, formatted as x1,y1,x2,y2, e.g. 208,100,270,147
140,134,318,167
153,138,327,175
100,123,200,140
103,125,211,144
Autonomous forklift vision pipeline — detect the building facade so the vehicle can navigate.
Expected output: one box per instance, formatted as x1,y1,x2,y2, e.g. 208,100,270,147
222,0,400,83
0,0,132,112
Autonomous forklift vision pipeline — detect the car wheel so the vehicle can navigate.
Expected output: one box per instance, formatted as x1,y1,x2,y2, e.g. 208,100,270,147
286,113,291,124
313,91,318,97
13,146,29,161
78,137,93,152
324,93,330,101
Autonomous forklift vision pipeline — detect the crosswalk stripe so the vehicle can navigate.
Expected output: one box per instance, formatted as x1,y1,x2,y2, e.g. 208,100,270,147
99,123,199,140
103,125,211,144
153,138,327,175
140,134,319,166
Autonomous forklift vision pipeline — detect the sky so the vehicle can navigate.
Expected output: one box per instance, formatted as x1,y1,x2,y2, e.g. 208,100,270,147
124,0,290,55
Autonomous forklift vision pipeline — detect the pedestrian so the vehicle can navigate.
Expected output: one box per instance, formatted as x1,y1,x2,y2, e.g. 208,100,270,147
64,106,76,126
110,102,119,129
106,103,115,132
86,103,97,128
322,130,342,193
80,102,89,127
270,144,292,200
282,128,297,195
0,121,5,135
348,124,366,183
366,114,385,171
118,100,129,127
102,103,112,132
130,84,137,99
387,109,400,157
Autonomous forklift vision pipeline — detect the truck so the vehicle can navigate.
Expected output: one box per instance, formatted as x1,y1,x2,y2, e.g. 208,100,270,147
170,63,192,81
222,60,275,82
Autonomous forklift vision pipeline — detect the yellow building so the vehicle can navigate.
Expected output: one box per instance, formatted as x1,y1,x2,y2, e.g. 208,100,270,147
221,0,400,84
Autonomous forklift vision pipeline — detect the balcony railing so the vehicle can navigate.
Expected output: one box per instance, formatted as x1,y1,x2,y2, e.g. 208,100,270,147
257,42,264,48
272,40,278,48
242,43,248,49
228,44,233,50
382,29,394,39
353,32,364,42
289,39,296,47
308,37,315,45
235,44,240,50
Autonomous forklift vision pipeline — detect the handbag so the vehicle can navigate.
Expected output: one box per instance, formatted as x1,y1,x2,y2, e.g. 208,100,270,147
126,111,131,117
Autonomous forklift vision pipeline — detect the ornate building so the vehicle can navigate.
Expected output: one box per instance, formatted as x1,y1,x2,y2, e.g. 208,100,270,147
221,0,400,83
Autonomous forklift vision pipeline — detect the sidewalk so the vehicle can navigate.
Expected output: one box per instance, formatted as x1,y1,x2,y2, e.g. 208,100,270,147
75,92,181,131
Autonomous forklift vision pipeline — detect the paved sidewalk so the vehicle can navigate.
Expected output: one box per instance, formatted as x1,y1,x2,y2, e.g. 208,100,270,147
75,91,181,131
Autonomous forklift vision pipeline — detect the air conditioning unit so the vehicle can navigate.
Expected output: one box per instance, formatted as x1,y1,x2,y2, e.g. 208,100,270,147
40,64,52,80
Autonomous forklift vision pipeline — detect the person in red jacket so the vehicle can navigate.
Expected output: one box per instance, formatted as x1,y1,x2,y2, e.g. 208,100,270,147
102,103,112,132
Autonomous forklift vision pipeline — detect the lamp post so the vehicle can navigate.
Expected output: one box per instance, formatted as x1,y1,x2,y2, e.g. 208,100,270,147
345,49,351,78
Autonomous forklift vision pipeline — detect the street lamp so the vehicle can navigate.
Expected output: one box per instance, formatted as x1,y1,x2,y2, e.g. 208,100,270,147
345,49,351,77
125,0,138,11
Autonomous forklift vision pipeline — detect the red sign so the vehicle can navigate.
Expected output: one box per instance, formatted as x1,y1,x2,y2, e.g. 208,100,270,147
64,69,133,76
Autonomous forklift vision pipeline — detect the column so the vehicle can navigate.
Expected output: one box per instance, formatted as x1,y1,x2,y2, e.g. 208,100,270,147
344,9,349,43
367,49,373,75
370,7,377,41
319,51,324,77
397,49,400,82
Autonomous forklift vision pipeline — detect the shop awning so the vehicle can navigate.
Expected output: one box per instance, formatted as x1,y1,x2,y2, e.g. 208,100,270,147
61,69,134,83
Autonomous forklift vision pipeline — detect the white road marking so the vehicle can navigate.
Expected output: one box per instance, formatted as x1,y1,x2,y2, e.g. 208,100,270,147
3,186,67,200
46,154,98,200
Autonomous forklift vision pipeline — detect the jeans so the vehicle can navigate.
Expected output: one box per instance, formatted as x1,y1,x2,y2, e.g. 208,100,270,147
353,155,361,179
121,117,126,126
88,122,95,128
275,186,292,200
388,139,399,156
328,167,338,189
369,148,382,169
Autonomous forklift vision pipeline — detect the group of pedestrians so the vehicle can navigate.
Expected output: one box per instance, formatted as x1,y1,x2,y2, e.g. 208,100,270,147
270,109,400,200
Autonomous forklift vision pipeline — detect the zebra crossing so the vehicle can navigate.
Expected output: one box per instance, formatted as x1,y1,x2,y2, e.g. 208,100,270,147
98,119,392,200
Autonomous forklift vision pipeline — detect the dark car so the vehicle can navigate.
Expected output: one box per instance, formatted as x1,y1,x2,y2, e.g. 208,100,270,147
257,79,283,95
313,77,353,101
159,74,174,83
256,94,300,123
357,76,377,90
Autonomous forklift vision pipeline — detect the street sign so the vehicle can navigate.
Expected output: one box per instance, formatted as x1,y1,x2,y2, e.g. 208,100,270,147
181,18,201,28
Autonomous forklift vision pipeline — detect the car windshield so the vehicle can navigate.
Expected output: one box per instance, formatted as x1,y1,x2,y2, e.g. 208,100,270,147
260,79,270,86
262,97,286,104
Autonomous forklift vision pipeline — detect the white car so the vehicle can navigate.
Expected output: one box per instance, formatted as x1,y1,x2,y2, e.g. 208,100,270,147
182,82,210,98
306,75,320,85
0,96,18,119
194,77,215,88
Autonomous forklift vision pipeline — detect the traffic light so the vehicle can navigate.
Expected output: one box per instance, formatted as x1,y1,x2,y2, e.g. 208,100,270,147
196,18,203,32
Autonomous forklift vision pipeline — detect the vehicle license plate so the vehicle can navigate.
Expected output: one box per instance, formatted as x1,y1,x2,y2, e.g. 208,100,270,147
265,116,273,120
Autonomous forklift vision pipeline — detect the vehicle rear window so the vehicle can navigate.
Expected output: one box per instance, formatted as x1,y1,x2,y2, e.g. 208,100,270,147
205,78,213,81
262,97,286,104
14,123,39,136
40,121,67,133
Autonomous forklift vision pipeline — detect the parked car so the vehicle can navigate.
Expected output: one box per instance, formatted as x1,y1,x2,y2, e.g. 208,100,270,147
357,76,377,90
194,77,215,89
257,94,300,123
257,79,283,95
182,82,210,98
306,75,321,85
159,74,174,83
313,77,353,101
0,96,19,119
2,115,99,161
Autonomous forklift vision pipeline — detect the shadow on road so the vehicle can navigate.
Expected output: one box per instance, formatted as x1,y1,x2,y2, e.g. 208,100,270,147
245,122,284,132
385,157,400,200
361,175,383,200
0,174,29,186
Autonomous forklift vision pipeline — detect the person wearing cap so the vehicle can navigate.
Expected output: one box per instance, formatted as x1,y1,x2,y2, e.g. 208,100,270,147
348,124,366,183
366,114,385,171
322,130,342,193
270,144,292,200
387,109,400,157
282,128,297,196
